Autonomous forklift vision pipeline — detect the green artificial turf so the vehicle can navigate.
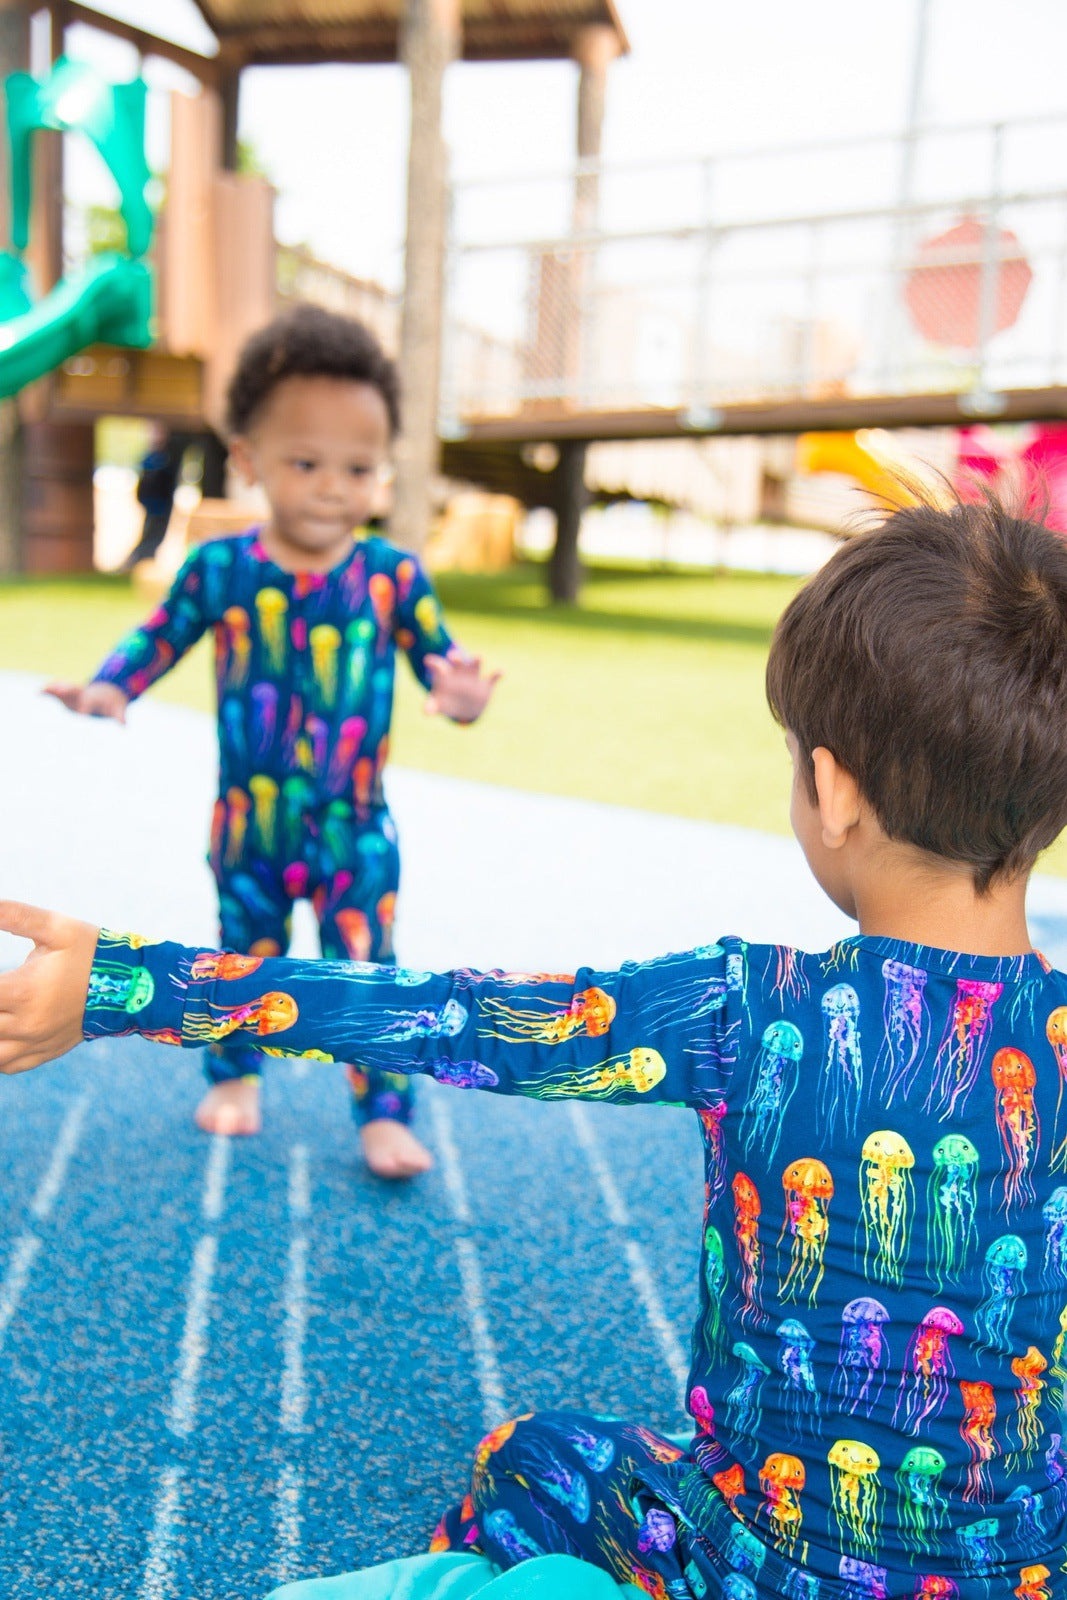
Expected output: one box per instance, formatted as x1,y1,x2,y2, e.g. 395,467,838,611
5,563,1067,879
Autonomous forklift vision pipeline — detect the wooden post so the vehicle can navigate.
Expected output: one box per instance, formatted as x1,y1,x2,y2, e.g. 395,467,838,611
546,23,619,603
0,0,30,574
391,0,460,555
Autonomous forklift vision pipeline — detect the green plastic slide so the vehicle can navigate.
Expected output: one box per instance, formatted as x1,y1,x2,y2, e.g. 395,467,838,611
0,252,151,397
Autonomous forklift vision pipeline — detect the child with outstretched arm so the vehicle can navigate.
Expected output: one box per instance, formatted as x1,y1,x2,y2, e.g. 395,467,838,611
5,495,1067,1597
45,303,498,1178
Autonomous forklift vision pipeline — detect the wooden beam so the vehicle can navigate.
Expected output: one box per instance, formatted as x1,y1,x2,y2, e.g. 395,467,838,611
67,3,222,84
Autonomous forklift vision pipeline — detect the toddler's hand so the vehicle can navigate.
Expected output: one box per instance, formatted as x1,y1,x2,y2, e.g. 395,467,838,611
424,649,501,724
44,680,129,723
0,902,99,1074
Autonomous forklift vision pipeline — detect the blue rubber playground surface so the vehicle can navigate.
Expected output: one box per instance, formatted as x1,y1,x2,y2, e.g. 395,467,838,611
4,671,1067,1600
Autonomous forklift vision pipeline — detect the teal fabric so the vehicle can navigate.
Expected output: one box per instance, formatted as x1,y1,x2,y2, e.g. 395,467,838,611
265,1551,646,1600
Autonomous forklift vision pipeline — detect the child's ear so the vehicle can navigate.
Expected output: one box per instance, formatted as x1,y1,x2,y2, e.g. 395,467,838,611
228,435,257,487
811,746,862,849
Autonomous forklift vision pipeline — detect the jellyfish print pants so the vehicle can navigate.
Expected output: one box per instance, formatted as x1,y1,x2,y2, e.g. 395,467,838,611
205,816,412,1127
433,1410,693,1596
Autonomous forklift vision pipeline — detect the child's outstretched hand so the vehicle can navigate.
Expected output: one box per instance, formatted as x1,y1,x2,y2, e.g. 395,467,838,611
44,680,129,723
0,902,98,1074
424,648,501,724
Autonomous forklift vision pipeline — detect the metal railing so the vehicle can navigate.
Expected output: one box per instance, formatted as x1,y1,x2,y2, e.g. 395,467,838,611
441,115,1067,423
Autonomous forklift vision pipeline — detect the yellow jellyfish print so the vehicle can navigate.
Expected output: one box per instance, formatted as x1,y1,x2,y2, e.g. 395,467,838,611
779,1157,834,1305
479,987,617,1045
224,786,251,867
248,774,279,855
222,606,252,689
859,1129,915,1287
183,991,298,1042
309,623,342,709
758,1452,805,1556
414,591,446,645
827,1438,882,1557
262,1046,335,1062
534,1047,666,1101
255,587,289,674
1010,1345,1047,1466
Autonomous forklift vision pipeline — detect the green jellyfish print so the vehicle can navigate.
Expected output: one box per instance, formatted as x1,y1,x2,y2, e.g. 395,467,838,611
86,961,154,1015
702,1223,728,1358
926,1133,979,1287
895,1446,947,1556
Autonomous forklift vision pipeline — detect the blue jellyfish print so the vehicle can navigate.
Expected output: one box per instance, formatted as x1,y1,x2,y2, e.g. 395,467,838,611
559,1424,615,1473
833,1297,890,1417
510,1436,590,1523
879,959,929,1106
482,1509,547,1563
372,997,467,1042
776,1317,821,1439
925,1134,980,1289
720,1579,757,1600
783,1572,821,1600
839,1556,888,1600
723,1341,771,1461
428,1060,499,1090
819,983,863,1138
1042,1187,1067,1289
976,1234,1028,1352
724,1523,766,1580
1007,1483,1047,1541
742,1020,803,1164
955,1517,1002,1580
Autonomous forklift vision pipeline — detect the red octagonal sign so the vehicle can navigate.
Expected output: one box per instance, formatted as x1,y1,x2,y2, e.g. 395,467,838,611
904,215,1032,349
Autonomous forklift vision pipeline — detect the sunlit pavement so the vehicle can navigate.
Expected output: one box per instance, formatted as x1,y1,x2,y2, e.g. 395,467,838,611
2,671,1066,1599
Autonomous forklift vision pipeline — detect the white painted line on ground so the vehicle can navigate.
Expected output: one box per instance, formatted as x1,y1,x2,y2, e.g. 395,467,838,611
30,1094,90,1222
426,1092,508,1428
288,1142,310,1219
139,1464,184,1600
167,1233,218,1437
201,1134,230,1222
568,1103,690,1407
290,1057,310,1081
279,1143,311,1435
273,1460,304,1583
0,1233,42,1351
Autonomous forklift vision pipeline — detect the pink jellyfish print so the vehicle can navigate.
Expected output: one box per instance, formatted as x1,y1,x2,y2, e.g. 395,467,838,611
893,1306,965,1436
858,1130,914,1287
880,959,929,1106
779,1157,834,1305
732,1172,766,1328
1042,1186,1067,1289
723,1341,771,1461
925,1134,979,1288
895,1446,947,1559
827,1438,882,1557
913,1581,959,1600
833,1297,890,1417
1047,1006,1067,1173
1010,1346,1047,1467
742,1020,803,1165
1015,1566,1052,1600
976,1234,1028,1352
959,1380,998,1504
326,715,368,793
688,1384,716,1435
769,944,809,1005
757,1452,805,1558
819,983,863,1138
926,978,1002,1119
776,1317,821,1440
991,1047,1041,1213
701,1099,729,1206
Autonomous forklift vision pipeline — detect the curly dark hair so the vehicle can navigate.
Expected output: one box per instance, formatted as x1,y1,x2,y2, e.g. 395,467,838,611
766,489,1067,891
225,303,401,436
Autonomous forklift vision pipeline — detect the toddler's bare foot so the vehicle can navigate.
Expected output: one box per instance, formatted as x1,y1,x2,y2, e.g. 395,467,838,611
194,1079,262,1136
360,1118,434,1179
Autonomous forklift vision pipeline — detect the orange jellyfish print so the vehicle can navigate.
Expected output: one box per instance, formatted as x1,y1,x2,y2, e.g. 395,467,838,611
189,952,263,982
472,1415,527,1495
732,1171,765,1328
224,786,251,868
254,587,289,674
711,1461,746,1514
335,907,372,961
396,556,417,602
222,605,252,689
1015,1565,1052,1600
1010,1345,1047,1466
758,1452,805,1556
779,1157,834,1305
183,991,298,1042
376,891,397,933
927,978,1002,1119
859,1129,915,1287
958,1379,998,1504
368,572,395,634
827,1438,881,1557
990,1047,1041,1213
1047,1006,1067,1172
478,987,616,1045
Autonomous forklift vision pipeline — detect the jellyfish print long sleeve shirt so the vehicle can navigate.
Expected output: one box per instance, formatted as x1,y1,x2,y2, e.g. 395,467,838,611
91,530,455,830
83,930,1067,1598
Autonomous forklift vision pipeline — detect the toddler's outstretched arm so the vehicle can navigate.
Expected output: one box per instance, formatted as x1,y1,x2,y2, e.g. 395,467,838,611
0,902,98,1073
44,681,129,723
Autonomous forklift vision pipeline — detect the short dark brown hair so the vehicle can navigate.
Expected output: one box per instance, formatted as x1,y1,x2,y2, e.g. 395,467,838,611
225,303,401,436
766,493,1067,889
